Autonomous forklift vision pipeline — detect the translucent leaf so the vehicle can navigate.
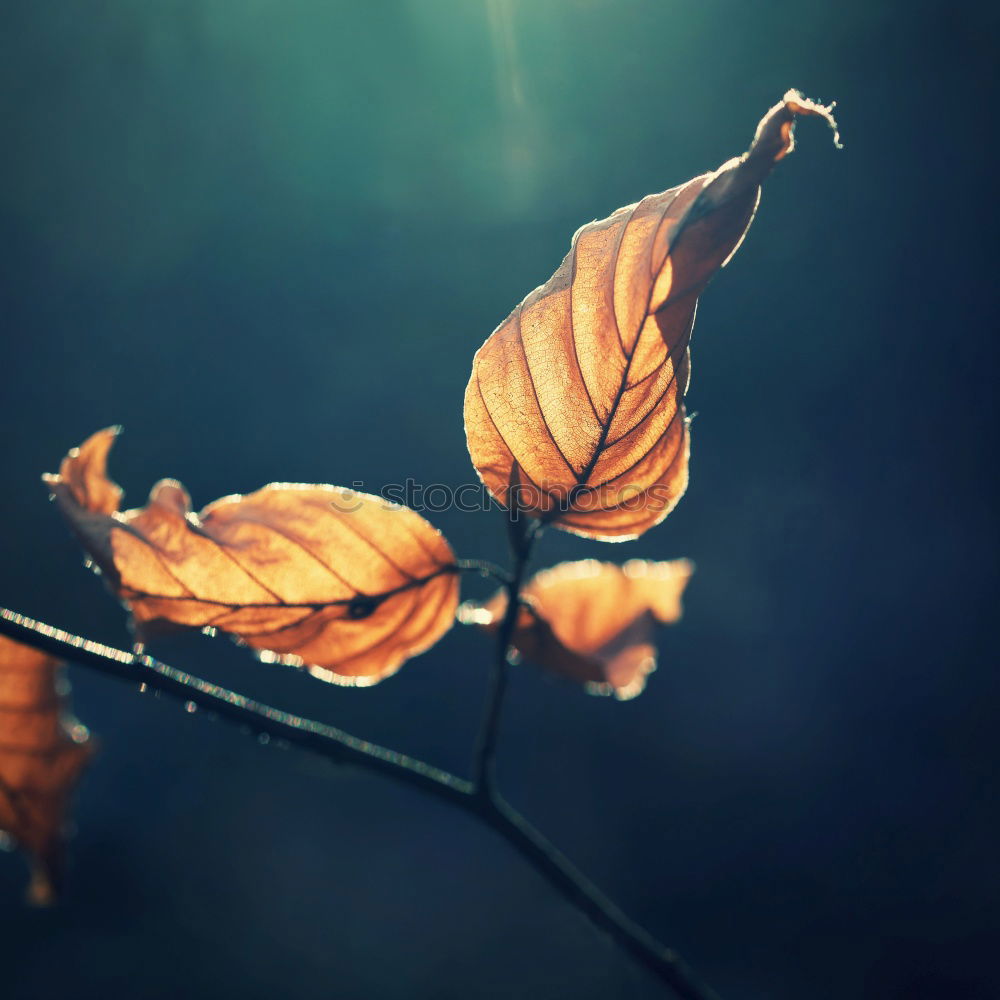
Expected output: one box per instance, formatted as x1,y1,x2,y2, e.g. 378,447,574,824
45,429,460,686
465,91,838,540
466,558,694,699
0,634,93,904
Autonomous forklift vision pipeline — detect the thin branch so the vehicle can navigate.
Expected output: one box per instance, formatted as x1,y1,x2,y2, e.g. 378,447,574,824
486,792,722,1000
471,516,538,792
0,605,719,1000
0,609,472,807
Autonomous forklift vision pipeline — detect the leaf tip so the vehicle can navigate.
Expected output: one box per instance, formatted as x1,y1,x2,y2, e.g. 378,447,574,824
755,90,842,164
46,426,125,516
26,865,57,907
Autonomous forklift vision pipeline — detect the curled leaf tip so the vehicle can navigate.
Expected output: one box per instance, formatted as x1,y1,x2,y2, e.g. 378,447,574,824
753,90,842,165
43,426,124,515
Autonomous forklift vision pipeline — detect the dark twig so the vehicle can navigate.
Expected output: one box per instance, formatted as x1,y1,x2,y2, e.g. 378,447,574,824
471,515,538,793
0,609,472,805
0,604,719,1000
484,792,722,1000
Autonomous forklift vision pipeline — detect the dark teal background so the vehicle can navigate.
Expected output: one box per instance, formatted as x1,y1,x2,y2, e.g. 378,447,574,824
1,2,997,997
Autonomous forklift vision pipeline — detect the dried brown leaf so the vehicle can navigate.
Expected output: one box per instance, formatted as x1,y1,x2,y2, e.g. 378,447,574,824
0,634,93,904
45,429,460,686
465,91,838,540
465,558,693,699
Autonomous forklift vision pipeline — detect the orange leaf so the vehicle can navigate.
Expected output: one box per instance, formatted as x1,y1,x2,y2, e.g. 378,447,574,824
465,559,693,700
465,91,838,540
45,428,460,686
0,634,93,905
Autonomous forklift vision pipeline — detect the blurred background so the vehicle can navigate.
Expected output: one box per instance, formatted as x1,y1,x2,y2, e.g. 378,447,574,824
1,1,997,997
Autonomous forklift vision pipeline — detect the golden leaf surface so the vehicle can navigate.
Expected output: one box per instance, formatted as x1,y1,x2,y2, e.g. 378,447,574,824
465,91,838,540
45,428,459,686
466,558,693,699
0,634,93,904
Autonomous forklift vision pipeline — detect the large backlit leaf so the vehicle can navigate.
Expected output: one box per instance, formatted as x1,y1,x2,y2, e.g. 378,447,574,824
0,634,93,904
465,91,838,540
45,428,460,686
464,558,693,699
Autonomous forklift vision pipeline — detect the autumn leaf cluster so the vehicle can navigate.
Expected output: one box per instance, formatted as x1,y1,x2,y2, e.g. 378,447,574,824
1,91,838,899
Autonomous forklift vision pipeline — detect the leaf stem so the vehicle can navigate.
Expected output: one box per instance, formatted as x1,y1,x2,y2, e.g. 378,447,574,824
455,558,513,586
0,605,719,1000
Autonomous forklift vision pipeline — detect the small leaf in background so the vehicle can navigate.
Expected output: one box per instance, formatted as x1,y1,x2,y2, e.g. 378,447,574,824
463,558,693,699
465,91,839,540
45,429,460,686
0,634,93,905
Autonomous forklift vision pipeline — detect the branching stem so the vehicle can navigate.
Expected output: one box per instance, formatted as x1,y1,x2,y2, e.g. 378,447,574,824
0,603,719,1000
